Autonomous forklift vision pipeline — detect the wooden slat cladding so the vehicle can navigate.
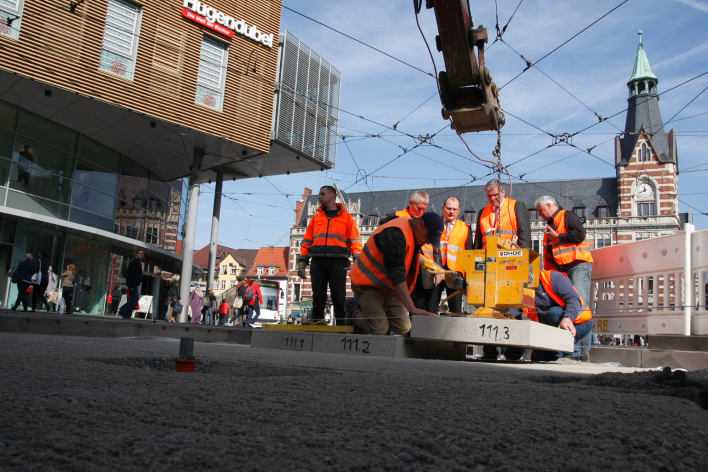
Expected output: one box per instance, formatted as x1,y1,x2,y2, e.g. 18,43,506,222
0,0,282,153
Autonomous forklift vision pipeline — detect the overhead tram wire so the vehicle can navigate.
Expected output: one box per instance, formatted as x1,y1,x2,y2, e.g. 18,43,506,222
654,83,708,135
282,5,434,77
499,0,632,91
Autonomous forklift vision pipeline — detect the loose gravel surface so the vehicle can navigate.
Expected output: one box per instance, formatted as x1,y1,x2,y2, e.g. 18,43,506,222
1,332,707,471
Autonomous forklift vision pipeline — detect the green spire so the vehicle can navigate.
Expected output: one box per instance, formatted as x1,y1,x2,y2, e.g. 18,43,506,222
628,30,657,83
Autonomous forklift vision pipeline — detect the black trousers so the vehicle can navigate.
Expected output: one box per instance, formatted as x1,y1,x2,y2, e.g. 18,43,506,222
429,282,462,314
13,281,30,310
33,281,50,311
310,257,347,324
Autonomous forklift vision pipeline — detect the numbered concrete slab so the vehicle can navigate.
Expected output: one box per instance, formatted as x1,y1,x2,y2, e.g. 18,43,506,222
313,333,401,357
410,316,574,352
251,330,314,352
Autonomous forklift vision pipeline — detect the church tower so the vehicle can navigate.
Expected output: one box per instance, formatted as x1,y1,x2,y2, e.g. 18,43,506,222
615,32,680,242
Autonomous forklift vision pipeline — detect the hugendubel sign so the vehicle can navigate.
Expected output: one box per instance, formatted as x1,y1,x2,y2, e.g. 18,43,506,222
182,0,274,48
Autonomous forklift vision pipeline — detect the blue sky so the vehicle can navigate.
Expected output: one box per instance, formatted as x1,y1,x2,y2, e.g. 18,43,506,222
194,0,708,250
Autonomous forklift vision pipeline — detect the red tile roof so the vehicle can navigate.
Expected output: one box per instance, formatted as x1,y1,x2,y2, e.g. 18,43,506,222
246,247,290,278
193,244,259,270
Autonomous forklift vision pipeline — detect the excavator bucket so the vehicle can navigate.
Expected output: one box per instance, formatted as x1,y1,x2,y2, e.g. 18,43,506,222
429,0,504,133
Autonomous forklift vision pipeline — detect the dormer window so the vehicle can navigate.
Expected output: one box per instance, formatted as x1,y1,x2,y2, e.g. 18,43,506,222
573,207,586,218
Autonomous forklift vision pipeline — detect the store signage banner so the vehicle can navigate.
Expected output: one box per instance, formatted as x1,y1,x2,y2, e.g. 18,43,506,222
182,0,273,48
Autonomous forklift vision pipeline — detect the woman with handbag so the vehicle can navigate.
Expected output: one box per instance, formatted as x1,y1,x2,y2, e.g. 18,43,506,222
166,274,181,322
229,280,247,326
44,265,59,311
11,253,36,312
60,263,76,315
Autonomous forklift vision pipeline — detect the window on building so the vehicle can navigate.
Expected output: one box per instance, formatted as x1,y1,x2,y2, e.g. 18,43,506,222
268,267,275,275
220,280,226,290
639,143,652,161
532,240,540,253
637,203,656,216
365,215,378,226
230,265,237,275
257,267,263,276
573,207,586,218
99,0,142,80
596,238,611,248
294,284,301,302
464,211,476,224
195,36,228,111
598,206,610,218
221,265,227,275
0,0,25,40
529,209,538,220
230,280,236,288
145,226,158,244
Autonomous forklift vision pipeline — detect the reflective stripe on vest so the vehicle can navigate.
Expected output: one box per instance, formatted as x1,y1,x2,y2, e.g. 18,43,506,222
350,217,420,294
543,210,594,266
539,270,592,324
478,199,518,249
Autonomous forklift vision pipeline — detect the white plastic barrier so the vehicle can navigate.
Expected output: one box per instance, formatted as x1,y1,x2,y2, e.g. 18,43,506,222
591,224,708,335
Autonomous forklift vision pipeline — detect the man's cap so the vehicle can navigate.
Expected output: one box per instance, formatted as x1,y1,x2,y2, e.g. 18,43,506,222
420,212,444,247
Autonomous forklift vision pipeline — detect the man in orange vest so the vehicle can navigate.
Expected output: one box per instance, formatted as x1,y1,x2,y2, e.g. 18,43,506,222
298,186,363,325
395,190,429,219
348,213,444,335
473,180,530,250
536,195,593,360
474,180,530,360
423,196,473,313
530,270,593,362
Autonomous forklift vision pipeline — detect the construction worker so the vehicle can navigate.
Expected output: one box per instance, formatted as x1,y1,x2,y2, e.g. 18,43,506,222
536,195,594,361
423,196,473,313
298,186,363,325
530,270,593,362
474,180,530,360
348,213,444,335
396,190,429,218
473,180,530,250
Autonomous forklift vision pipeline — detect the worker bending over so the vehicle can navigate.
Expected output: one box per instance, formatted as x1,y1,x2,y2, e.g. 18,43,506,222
348,213,444,335
475,179,531,360
536,195,593,360
530,270,593,362
422,196,473,313
298,186,363,325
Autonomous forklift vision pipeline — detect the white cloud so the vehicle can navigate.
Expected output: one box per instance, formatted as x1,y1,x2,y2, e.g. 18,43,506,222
653,39,708,69
675,0,708,14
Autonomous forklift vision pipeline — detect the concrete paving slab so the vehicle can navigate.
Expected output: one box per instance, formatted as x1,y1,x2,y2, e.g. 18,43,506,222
650,335,708,352
250,330,314,352
410,315,574,352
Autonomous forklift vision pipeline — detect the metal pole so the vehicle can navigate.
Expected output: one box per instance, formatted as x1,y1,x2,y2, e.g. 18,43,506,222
178,149,204,323
684,223,693,336
207,171,223,291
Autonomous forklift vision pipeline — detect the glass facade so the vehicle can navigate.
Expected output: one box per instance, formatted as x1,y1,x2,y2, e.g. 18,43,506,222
0,99,187,250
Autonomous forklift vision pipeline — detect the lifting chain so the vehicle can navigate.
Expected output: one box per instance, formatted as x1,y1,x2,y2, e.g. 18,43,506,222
492,129,503,234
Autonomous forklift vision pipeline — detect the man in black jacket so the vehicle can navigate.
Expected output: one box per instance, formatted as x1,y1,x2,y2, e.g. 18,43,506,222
119,250,144,319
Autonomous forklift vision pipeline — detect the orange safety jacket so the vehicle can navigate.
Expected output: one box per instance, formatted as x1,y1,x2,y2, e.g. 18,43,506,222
478,199,518,249
350,217,420,294
301,204,363,258
543,210,593,268
539,270,592,324
396,208,412,218
421,219,470,274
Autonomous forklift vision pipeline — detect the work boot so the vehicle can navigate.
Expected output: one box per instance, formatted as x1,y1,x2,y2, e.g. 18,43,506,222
344,297,359,326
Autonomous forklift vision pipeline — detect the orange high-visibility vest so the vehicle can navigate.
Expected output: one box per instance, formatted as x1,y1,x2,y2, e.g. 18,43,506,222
396,208,411,218
478,199,518,249
350,217,420,294
421,219,470,274
543,210,593,267
301,204,363,258
539,270,592,324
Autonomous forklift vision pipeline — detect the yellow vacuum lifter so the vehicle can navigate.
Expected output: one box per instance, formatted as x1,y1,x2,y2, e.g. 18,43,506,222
419,234,540,318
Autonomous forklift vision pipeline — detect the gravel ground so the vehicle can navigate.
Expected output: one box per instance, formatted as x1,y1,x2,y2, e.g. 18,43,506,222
1,332,707,471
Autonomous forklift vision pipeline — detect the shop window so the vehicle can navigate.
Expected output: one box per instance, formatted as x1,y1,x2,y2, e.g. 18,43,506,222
596,238,611,248
71,159,119,220
195,36,228,111
464,211,475,224
598,206,610,218
257,267,263,276
69,208,114,232
0,0,25,40
268,267,275,275
529,209,538,220
637,203,656,217
573,207,586,218
99,0,142,80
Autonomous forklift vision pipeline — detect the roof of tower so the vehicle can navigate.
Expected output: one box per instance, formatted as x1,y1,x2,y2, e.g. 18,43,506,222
628,31,658,84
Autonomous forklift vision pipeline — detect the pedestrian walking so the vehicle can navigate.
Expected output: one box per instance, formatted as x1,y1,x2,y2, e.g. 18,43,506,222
45,266,59,311
229,280,247,326
245,281,263,328
189,286,204,324
11,253,36,312
32,250,51,312
166,274,181,322
203,288,216,325
60,263,76,315
118,251,144,319
218,299,229,326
